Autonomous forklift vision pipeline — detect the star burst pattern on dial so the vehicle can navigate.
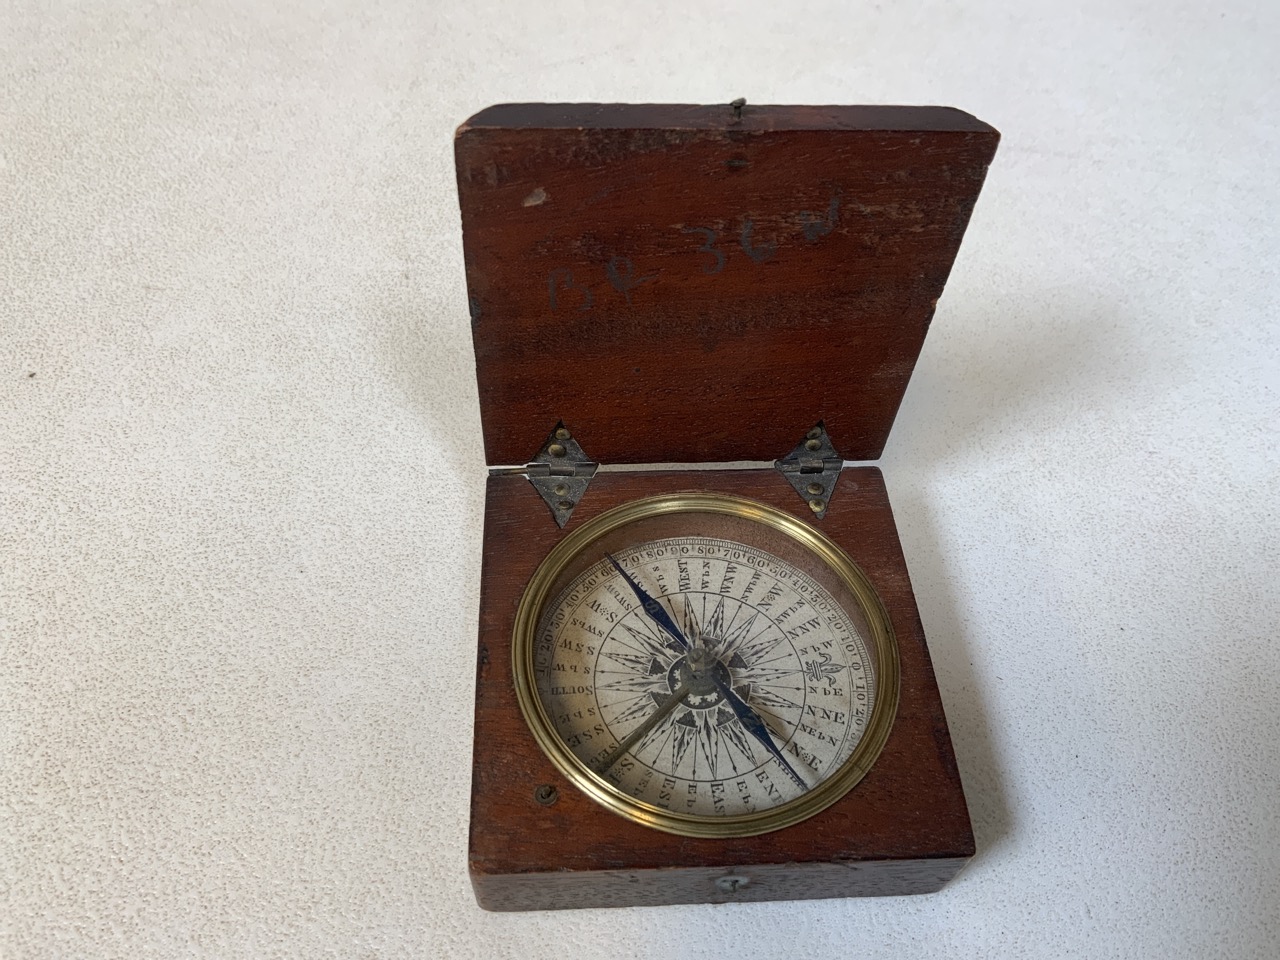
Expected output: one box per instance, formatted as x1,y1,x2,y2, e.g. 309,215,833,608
596,592,804,779
536,536,874,817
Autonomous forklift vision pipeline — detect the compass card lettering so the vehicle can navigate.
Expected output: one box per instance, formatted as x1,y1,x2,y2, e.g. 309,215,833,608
537,537,876,818
512,494,899,839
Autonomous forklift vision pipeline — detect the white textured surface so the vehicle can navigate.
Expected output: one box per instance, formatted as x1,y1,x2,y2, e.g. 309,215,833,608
3,0,1278,956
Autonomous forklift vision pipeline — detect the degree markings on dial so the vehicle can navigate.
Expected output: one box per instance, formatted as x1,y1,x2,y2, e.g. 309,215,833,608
599,593,732,788
831,668,878,761
603,578,806,781
540,536,874,813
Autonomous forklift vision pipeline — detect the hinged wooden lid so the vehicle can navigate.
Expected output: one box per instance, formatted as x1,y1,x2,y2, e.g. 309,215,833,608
455,103,998,466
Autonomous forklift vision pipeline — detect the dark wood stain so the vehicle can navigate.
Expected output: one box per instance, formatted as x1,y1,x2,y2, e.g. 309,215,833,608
456,103,999,466
460,103,996,911
469,469,974,911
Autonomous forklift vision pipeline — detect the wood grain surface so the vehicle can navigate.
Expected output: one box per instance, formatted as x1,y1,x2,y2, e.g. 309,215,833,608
469,468,973,911
455,103,999,466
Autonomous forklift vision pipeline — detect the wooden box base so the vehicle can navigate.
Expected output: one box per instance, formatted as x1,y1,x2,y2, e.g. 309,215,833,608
470,468,973,911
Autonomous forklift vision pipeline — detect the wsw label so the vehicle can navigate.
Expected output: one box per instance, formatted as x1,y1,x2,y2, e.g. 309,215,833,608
533,536,877,817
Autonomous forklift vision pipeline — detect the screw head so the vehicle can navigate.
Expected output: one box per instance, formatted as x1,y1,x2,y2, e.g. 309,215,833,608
553,483,569,497
555,427,571,440
808,499,825,513
548,443,566,458
805,438,821,452
806,482,823,495
534,784,559,806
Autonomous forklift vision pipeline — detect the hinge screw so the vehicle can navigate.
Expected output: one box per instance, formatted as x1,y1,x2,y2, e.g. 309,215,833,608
534,784,559,806
777,422,841,519
524,421,598,528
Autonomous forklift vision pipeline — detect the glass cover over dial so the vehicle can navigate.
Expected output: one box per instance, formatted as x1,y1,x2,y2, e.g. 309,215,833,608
512,494,898,838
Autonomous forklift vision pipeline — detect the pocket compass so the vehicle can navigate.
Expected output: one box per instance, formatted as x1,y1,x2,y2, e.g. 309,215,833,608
513,493,899,839
455,102,998,909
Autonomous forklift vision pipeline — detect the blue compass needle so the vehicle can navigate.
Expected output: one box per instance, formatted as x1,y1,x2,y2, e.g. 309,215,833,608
605,553,690,652
605,553,808,791
712,675,809,791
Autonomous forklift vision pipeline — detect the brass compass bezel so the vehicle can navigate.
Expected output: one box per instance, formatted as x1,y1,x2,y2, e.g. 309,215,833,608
511,492,900,839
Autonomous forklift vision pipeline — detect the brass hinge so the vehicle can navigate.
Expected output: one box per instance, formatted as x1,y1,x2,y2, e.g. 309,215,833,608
774,422,843,519
494,420,842,526
492,422,598,528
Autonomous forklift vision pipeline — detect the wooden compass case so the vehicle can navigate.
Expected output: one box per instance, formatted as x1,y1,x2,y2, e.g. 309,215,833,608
455,103,999,911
